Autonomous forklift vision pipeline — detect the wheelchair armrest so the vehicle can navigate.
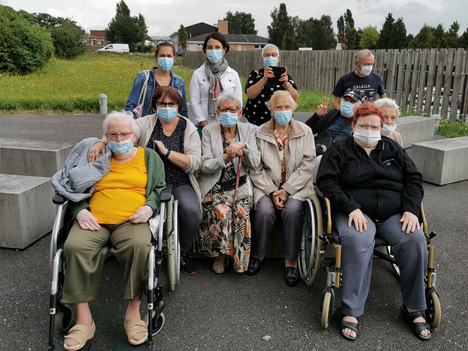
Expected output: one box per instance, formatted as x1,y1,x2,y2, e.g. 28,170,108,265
160,184,173,202
52,193,67,205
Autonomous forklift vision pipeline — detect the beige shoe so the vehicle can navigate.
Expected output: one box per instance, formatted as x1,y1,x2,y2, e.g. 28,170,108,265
63,321,96,351
124,318,148,345
212,254,227,274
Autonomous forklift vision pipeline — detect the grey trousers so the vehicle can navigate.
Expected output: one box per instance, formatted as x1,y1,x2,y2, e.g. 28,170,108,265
62,221,151,304
254,196,303,262
333,213,428,317
172,183,200,253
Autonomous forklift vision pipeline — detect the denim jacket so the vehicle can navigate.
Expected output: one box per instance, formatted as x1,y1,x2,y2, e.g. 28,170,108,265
125,67,188,118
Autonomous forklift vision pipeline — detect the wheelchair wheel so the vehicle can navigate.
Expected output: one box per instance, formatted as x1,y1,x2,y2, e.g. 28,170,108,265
385,246,401,279
298,195,323,286
145,311,165,336
426,290,441,328
321,291,332,329
55,305,73,333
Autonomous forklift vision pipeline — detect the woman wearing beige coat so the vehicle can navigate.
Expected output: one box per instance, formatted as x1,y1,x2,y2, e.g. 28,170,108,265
247,91,316,286
88,86,201,275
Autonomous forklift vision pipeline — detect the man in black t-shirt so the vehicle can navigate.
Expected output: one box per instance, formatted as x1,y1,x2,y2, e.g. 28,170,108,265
243,44,298,126
332,49,386,109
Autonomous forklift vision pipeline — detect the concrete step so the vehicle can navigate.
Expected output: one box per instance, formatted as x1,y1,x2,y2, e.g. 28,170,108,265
410,136,468,185
0,138,73,177
396,116,436,148
0,174,56,249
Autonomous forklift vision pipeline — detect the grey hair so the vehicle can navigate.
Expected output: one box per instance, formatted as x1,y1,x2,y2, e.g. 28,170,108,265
216,92,242,110
102,111,137,135
262,44,280,56
374,98,401,118
354,49,373,63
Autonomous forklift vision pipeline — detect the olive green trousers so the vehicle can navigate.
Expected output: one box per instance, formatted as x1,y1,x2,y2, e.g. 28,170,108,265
61,221,151,304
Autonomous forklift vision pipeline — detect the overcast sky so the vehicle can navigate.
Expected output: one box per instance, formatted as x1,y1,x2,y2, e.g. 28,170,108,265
2,0,467,39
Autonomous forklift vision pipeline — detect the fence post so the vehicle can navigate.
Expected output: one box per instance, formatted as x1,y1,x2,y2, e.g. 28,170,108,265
99,93,108,115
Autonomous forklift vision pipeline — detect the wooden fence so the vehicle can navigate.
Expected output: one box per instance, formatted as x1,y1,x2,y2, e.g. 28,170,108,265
183,48,468,123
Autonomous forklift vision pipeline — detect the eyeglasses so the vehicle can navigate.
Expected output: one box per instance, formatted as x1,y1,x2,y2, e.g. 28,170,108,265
219,108,239,113
157,40,173,46
105,132,133,141
263,53,279,58
156,102,178,108
356,124,381,131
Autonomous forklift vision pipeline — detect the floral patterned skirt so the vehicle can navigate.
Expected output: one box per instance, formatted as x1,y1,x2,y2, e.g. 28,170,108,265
197,186,252,273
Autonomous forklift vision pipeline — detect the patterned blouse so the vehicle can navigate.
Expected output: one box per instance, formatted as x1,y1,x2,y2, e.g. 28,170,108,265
147,118,189,187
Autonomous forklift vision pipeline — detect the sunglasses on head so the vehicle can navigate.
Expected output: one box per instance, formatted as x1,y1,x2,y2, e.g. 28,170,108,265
157,40,173,46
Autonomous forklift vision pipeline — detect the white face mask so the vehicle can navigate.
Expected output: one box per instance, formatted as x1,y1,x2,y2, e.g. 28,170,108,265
381,123,396,136
353,128,381,146
359,65,373,76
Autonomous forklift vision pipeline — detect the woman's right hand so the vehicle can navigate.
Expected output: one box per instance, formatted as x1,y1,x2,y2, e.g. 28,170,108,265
316,96,330,117
348,209,368,233
76,209,101,231
88,141,106,162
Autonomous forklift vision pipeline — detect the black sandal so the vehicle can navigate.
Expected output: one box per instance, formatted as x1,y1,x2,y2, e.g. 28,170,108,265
341,320,359,341
401,305,431,340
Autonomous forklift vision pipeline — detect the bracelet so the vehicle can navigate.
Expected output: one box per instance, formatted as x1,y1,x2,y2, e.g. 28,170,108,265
165,149,171,158
98,140,107,146
285,84,292,90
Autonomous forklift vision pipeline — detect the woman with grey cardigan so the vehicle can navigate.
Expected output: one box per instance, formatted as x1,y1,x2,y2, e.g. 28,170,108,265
88,86,202,275
197,92,261,274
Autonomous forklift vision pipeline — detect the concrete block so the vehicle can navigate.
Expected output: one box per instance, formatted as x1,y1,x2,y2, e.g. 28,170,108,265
0,174,56,249
0,138,73,177
396,116,435,148
410,137,468,185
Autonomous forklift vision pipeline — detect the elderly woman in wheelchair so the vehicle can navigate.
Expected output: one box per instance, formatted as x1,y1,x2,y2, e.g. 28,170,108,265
316,102,431,341
53,112,166,350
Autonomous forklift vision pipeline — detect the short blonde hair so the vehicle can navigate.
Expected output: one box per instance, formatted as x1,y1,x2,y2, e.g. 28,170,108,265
267,90,298,113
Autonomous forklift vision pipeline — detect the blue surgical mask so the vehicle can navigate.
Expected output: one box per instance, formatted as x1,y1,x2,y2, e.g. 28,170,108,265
108,139,134,157
219,112,238,127
157,106,178,122
340,101,355,117
263,56,278,67
359,65,373,76
274,110,293,126
158,57,174,71
208,49,223,63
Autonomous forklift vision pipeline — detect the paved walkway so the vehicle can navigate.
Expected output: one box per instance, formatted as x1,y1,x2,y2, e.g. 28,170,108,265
0,113,466,350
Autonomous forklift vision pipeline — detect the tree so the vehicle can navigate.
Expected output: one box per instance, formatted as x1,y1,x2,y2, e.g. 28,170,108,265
460,27,468,49
223,11,257,34
360,26,379,49
267,3,292,50
0,5,54,74
445,21,459,48
389,18,407,49
378,13,395,49
408,24,437,49
337,16,345,46
337,9,356,49
178,25,188,49
106,0,147,52
312,15,337,50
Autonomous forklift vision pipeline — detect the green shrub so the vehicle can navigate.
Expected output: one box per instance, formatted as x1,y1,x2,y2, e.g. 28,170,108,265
436,121,468,138
0,5,54,74
49,21,87,59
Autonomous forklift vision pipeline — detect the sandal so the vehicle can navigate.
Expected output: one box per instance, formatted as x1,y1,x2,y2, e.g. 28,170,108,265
212,255,226,274
341,320,359,341
124,318,148,345
63,321,96,351
401,305,431,340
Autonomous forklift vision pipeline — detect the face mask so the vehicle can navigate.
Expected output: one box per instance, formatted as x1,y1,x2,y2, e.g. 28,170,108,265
359,65,373,76
219,112,238,128
353,128,381,146
274,110,293,126
340,101,355,117
108,139,134,157
157,106,178,122
207,49,223,64
158,57,174,71
381,123,397,136
263,56,278,67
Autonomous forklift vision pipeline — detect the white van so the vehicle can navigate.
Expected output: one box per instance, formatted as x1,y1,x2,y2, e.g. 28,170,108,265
98,44,129,53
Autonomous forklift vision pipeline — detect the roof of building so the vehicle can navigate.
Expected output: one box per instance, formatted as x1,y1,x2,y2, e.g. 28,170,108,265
187,33,268,44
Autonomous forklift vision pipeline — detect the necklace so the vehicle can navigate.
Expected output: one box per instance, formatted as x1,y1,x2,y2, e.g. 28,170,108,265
161,119,178,136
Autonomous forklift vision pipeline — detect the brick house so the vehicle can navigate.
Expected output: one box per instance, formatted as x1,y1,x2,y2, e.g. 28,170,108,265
85,30,108,47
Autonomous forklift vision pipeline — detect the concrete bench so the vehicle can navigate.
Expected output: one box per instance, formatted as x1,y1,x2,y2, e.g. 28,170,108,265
0,138,73,177
0,174,56,249
395,116,436,148
410,137,468,185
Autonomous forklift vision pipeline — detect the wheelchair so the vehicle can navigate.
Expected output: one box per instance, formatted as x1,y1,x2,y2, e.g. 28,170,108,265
47,185,180,351
298,190,441,330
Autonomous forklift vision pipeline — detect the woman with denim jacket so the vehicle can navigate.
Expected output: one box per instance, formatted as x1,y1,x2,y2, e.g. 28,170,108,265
125,40,188,118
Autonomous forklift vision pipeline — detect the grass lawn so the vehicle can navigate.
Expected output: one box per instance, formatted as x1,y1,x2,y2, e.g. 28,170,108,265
0,53,329,115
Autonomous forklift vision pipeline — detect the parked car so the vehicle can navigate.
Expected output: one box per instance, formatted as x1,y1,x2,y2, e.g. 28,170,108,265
97,44,129,53
176,49,188,57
